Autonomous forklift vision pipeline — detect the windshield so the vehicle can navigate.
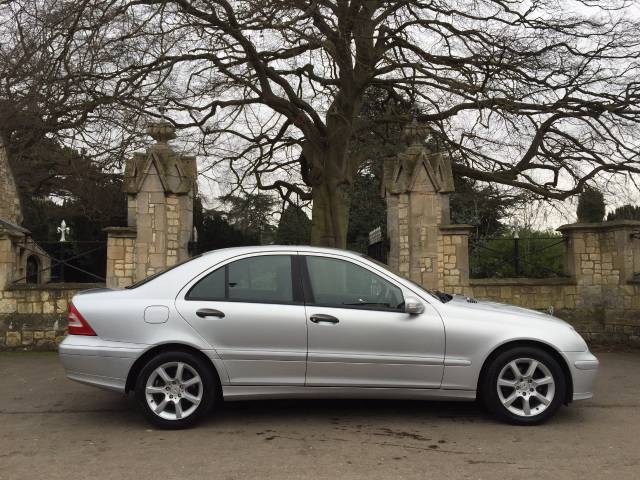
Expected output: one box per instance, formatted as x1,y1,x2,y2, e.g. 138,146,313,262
361,255,453,303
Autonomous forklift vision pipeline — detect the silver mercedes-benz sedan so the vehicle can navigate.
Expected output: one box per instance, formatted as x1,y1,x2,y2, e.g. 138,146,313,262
59,246,598,429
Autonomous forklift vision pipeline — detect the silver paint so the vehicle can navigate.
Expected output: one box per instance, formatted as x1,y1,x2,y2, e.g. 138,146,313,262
58,245,598,409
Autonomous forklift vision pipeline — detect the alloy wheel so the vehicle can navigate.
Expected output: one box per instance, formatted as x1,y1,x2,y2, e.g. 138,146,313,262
496,357,556,418
145,361,203,421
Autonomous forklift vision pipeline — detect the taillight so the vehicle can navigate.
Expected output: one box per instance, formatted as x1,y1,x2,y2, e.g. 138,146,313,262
67,303,97,336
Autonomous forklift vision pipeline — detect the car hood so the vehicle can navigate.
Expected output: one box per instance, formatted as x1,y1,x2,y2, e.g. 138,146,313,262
444,294,569,326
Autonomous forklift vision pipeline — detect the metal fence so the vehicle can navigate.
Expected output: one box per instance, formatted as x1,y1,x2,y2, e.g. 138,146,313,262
20,240,107,284
367,240,388,264
469,236,567,279
367,226,388,264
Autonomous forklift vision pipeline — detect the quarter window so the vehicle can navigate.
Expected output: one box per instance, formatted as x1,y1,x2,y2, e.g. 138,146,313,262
304,256,404,310
186,255,294,304
186,265,225,300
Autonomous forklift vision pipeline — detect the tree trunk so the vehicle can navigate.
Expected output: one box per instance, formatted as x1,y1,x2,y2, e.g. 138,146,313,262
310,178,351,248
308,91,359,248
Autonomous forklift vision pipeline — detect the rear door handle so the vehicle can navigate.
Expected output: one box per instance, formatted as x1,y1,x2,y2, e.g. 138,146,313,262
310,314,339,324
196,308,225,318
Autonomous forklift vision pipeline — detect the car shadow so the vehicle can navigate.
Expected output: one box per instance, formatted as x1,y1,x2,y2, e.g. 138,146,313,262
212,398,490,424
207,397,585,428
76,392,584,430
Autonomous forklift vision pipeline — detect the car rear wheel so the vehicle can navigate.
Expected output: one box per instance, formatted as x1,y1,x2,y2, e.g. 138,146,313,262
135,350,216,429
482,346,566,425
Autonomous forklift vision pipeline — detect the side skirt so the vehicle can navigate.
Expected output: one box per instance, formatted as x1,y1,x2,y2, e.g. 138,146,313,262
222,385,477,402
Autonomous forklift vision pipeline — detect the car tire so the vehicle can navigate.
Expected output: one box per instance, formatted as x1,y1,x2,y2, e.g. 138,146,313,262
481,346,566,425
134,350,217,429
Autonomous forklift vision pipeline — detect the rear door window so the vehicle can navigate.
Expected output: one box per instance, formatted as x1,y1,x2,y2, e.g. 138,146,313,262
228,255,293,303
186,255,295,304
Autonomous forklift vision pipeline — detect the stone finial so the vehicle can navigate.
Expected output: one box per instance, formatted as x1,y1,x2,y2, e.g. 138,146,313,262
402,119,431,147
384,118,454,196
125,120,196,196
147,121,176,144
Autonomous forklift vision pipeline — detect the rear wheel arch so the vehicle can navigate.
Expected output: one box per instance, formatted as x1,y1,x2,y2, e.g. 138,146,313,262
477,340,573,405
126,343,222,398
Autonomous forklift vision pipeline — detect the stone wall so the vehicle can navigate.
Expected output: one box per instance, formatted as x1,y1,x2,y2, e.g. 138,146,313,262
0,283,102,351
440,221,640,346
468,279,640,345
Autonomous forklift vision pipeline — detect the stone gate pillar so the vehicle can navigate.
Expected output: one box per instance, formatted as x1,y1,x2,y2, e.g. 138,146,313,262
383,120,471,291
105,121,197,287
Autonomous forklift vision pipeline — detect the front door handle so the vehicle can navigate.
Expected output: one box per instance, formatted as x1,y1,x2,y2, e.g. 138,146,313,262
196,308,225,318
310,314,339,324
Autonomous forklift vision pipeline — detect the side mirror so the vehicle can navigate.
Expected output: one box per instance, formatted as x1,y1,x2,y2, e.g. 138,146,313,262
404,297,425,315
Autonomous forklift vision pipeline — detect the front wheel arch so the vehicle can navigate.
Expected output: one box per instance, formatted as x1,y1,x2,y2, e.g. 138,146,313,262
126,343,222,399
477,340,573,405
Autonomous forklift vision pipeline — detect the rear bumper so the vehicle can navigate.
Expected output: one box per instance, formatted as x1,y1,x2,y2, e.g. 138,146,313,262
562,351,599,401
59,336,146,392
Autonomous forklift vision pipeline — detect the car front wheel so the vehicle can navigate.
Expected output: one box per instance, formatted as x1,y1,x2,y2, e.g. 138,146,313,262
135,350,216,429
482,346,566,425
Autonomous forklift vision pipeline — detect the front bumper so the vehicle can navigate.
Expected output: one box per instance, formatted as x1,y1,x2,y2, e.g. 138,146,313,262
562,351,599,401
59,336,146,392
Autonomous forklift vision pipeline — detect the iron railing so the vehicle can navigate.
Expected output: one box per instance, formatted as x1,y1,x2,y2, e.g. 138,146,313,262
367,239,389,264
17,240,107,284
366,226,388,264
470,236,567,279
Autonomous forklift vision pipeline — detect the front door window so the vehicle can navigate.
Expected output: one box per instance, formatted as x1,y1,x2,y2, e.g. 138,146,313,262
305,256,403,311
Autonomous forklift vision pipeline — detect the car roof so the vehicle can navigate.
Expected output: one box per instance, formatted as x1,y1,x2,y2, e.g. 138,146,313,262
199,245,365,259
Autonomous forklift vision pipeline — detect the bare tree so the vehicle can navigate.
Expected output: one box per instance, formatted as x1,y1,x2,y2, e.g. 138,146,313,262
0,0,153,166
4,0,640,247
